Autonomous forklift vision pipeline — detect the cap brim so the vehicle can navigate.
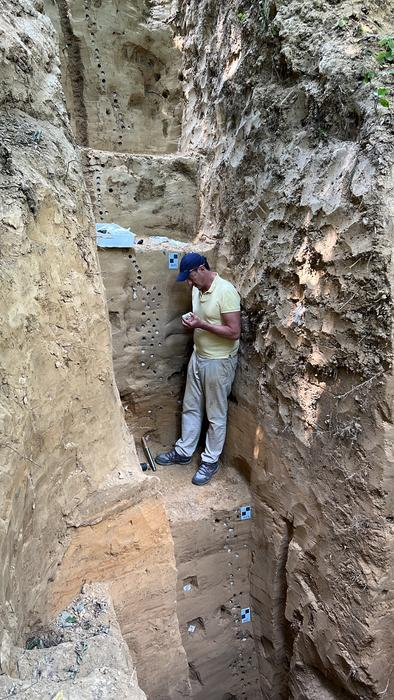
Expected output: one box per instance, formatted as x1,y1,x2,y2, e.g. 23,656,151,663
176,270,190,281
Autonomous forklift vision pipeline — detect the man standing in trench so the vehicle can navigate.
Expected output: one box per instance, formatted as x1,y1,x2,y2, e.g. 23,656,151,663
155,253,241,486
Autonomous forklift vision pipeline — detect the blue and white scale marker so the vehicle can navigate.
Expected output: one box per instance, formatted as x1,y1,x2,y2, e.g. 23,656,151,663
241,607,251,623
240,505,252,520
168,252,179,269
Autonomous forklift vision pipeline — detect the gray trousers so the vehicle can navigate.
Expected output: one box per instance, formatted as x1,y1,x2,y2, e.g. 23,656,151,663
175,351,237,464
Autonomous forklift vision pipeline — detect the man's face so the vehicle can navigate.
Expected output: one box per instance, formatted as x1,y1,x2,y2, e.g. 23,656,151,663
186,265,205,289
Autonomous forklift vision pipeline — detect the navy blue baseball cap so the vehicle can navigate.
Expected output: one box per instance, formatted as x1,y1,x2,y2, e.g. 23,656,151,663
176,253,207,281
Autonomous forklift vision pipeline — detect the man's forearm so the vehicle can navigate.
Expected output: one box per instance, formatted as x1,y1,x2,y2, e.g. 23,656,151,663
198,319,239,341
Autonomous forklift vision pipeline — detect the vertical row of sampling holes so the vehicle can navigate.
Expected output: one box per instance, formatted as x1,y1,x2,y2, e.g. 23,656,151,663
112,92,126,148
185,517,259,694
129,255,164,383
88,155,109,219
220,517,259,696
84,1,107,92
84,1,130,148
82,5,110,216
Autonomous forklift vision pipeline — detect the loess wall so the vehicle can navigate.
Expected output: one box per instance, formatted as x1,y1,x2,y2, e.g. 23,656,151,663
175,0,394,698
98,241,212,446
45,0,183,153
82,150,200,240
0,2,190,699
4,0,393,698
0,0,134,642
49,485,191,699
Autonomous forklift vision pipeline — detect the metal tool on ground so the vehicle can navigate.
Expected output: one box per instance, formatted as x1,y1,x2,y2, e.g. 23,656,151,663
142,436,157,471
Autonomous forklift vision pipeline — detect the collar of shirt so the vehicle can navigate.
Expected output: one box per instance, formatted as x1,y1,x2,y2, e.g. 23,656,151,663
199,273,219,298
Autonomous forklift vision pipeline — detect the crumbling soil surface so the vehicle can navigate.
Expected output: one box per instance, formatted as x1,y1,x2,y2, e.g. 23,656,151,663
175,0,394,697
0,584,146,699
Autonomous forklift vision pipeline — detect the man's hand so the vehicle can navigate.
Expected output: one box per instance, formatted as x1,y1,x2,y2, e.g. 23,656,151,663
182,312,202,329
182,311,240,340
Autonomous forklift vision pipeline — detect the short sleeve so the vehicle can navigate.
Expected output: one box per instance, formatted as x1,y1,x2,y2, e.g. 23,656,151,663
220,284,240,313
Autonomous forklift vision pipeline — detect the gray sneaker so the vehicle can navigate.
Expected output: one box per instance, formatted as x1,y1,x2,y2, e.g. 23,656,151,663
155,447,191,466
192,461,219,486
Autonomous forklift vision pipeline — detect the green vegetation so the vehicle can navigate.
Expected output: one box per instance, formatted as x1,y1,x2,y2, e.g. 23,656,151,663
336,16,349,28
375,86,390,108
375,36,394,64
371,37,394,107
237,10,248,23
363,70,376,83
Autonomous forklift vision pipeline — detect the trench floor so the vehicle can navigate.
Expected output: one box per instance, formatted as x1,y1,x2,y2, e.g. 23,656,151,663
136,440,262,699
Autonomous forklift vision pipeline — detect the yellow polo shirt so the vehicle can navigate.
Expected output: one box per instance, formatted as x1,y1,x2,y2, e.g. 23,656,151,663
192,274,240,359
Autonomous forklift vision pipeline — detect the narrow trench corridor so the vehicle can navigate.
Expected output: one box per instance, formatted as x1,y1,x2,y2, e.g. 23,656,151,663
45,0,263,697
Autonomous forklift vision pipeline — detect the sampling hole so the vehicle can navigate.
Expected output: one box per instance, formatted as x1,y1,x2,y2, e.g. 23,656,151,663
183,575,198,592
187,617,205,638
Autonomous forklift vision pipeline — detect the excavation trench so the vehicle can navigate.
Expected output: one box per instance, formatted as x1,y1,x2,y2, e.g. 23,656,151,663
80,139,265,700
1,0,391,698
43,1,267,697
